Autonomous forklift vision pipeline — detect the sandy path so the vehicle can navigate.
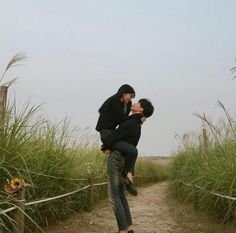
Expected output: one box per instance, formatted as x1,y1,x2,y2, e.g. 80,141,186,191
45,182,236,233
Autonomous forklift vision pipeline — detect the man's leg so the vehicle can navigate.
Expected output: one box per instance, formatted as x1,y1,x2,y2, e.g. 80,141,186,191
120,181,133,229
107,150,130,232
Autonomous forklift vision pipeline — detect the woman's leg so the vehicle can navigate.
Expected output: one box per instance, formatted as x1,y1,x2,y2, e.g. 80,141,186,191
99,129,114,145
112,141,138,177
99,129,114,154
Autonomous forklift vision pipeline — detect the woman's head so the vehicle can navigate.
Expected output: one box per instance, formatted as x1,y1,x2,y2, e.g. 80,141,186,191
98,84,135,113
117,84,135,103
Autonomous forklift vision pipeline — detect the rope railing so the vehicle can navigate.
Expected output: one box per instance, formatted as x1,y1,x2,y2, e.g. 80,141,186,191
181,181,236,201
0,176,154,216
4,165,106,181
0,185,92,217
25,185,91,206
0,182,104,216
4,179,217,217
0,206,17,215
0,175,155,232
93,181,108,187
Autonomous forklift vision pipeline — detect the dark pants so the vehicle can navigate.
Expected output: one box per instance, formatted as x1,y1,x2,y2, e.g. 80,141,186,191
100,129,138,176
107,150,133,231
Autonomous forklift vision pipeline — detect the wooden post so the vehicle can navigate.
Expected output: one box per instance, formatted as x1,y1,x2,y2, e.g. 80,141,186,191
202,128,209,157
0,86,8,121
87,177,94,211
13,188,26,233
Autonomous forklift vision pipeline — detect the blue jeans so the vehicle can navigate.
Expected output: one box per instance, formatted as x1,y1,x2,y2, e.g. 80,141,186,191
107,150,133,231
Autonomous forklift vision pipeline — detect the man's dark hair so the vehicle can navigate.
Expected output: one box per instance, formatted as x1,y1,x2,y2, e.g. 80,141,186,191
139,98,154,117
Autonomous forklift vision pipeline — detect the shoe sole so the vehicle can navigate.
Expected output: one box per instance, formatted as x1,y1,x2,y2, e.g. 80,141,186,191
124,177,138,196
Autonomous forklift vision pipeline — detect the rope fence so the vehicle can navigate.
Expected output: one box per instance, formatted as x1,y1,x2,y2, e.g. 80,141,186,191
0,206,17,215
25,185,91,206
0,175,155,233
0,181,104,216
4,165,105,181
181,181,236,201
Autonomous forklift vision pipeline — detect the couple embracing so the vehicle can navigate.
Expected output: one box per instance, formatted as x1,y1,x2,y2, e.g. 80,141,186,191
95,84,154,233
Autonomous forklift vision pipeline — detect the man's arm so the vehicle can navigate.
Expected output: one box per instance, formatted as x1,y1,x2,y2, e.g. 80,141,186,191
104,120,134,147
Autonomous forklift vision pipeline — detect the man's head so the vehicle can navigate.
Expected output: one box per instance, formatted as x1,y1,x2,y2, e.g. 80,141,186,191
131,99,154,118
117,84,135,103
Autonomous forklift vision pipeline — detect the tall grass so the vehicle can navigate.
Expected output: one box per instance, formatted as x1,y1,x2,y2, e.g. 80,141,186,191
0,53,26,86
0,54,168,232
0,99,168,232
135,159,169,182
169,103,236,223
0,99,107,232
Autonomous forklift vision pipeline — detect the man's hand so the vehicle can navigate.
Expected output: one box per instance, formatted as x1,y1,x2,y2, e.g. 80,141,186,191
141,116,146,124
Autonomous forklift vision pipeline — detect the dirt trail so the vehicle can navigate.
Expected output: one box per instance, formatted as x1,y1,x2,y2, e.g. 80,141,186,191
46,182,236,233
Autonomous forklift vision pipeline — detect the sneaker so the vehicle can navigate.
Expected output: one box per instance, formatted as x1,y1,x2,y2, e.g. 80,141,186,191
124,176,138,196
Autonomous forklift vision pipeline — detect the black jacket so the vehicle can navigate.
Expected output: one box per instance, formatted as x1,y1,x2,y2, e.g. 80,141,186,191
104,114,142,147
95,95,132,131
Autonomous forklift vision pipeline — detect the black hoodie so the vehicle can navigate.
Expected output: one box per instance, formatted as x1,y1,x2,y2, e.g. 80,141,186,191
104,113,142,147
95,95,132,131
95,84,135,132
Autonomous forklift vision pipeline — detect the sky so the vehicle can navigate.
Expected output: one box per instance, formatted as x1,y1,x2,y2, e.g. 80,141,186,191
0,0,236,156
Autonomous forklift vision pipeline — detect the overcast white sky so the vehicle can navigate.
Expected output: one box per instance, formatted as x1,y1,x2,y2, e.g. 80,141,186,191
1,0,236,156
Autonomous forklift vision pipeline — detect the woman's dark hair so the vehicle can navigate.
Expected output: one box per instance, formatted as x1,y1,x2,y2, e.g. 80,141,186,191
98,84,135,113
116,84,135,98
139,98,154,118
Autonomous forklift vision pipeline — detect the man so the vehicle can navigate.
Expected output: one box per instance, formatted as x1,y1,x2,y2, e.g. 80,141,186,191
95,84,145,196
106,99,154,233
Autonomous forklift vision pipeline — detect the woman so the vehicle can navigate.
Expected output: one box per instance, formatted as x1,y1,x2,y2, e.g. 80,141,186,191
96,84,135,140
95,84,139,192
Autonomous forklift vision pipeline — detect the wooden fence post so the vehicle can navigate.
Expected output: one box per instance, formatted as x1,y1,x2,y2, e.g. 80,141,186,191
0,86,8,121
13,188,25,233
87,177,94,211
202,128,209,157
